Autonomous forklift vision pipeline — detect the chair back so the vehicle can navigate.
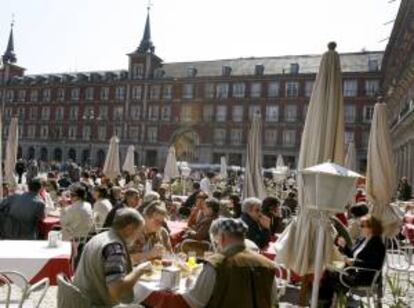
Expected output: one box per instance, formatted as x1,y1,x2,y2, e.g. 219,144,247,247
0,270,48,308
180,239,212,257
57,274,91,308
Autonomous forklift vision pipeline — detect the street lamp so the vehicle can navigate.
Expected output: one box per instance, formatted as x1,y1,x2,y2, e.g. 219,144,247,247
82,109,100,167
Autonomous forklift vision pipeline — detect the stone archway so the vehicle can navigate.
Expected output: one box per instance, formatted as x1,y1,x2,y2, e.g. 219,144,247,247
97,149,106,167
27,147,35,160
40,147,48,161
54,148,63,161
82,149,90,165
68,148,77,162
170,127,200,162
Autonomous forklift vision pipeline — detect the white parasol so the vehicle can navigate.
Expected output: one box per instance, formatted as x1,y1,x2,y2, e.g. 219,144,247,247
164,146,180,182
219,156,228,179
366,102,400,237
4,117,19,187
103,136,121,180
243,112,266,199
122,145,136,175
344,141,357,172
275,42,345,300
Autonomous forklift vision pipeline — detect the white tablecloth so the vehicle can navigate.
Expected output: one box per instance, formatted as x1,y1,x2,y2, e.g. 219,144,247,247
134,277,189,304
0,240,71,282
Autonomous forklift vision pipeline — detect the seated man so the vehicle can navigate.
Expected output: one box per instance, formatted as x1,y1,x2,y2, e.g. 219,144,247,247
182,218,277,308
240,197,271,249
0,178,45,239
73,208,152,306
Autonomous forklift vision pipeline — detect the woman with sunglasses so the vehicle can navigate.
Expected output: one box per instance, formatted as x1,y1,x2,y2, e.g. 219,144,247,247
318,214,385,307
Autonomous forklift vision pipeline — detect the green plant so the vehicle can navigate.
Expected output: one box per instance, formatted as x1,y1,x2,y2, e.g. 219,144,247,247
385,273,408,308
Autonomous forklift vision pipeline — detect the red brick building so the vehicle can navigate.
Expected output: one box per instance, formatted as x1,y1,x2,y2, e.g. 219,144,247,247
0,12,382,170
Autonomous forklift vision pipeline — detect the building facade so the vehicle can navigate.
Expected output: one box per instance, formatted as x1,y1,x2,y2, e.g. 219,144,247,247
381,0,414,182
0,12,382,170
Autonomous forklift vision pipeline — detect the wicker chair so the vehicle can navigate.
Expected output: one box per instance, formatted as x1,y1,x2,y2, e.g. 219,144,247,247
180,239,212,257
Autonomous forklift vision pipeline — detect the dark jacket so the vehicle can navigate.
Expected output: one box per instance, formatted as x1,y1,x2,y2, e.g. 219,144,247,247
103,203,125,228
341,235,385,285
241,213,271,249
182,190,200,209
0,192,45,239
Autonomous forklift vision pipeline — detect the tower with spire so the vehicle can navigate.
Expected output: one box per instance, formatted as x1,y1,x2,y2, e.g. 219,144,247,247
0,19,25,84
128,6,162,80
2,20,17,64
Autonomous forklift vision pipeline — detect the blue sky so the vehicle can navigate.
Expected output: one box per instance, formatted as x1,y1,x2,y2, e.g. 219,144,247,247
0,0,401,74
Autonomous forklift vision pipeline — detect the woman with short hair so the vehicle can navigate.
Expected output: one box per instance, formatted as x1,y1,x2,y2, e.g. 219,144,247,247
318,214,386,307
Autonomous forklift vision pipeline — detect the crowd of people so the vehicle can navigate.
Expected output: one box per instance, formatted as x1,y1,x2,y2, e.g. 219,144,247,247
0,158,412,307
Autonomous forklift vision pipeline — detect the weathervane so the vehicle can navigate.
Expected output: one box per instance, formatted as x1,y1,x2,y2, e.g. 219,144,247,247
11,13,15,28
147,0,153,11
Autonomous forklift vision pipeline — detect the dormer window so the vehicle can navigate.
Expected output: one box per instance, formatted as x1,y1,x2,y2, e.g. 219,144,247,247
222,66,232,77
154,69,165,79
132,64,144,79
368,59,379,72
186,67,197,78
255,65,264,76
290,63,300,74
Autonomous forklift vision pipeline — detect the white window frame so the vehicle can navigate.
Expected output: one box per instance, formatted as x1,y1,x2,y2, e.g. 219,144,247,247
285,82,299,97
232,83,245,98
250,82,262,98
216,105,227,122
268,82,280,97
265,105,279,122
232,105,244,122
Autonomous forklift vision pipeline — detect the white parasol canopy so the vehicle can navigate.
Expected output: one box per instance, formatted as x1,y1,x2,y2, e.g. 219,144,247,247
4,117,19,187
275,42,345,277
122,145,136,175
219,156,228,179
344,141,357,172
366,102,400,237
103,136,121,180
243,112,266,199
276,154,285,169
164,146,180,182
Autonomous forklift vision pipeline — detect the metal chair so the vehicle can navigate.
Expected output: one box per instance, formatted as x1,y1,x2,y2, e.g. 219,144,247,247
0,271,49,308
57,273,91,308
339,266,382,308
273,263,292,301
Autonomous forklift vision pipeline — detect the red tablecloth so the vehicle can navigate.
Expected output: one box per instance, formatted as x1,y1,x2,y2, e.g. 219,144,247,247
167,221,187,247
143,292,190,308
38,216,60,239
261,244,302,283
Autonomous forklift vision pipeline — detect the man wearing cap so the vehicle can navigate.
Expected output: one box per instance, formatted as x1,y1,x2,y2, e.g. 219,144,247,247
182,218,277,308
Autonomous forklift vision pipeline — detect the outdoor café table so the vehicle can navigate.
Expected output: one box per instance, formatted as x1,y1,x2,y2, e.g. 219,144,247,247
134,278,190,308
133,265,202,308
38,216,60,239
0,240,72,285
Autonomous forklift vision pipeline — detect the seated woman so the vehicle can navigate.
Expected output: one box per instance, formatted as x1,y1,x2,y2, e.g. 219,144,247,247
319,214,386,307
91,185,113,229
130,201,172,264
187,192,209,228
182,198,220,242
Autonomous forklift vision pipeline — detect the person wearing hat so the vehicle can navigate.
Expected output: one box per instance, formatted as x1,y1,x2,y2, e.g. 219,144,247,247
181,218,277,308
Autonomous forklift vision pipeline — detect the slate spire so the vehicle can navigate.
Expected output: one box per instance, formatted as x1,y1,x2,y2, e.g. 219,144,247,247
2,20,17,64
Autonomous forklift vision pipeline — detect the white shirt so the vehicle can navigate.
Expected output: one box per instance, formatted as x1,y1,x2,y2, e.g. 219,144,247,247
61,201,93,240
200,178,213,196
93,199,113,229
